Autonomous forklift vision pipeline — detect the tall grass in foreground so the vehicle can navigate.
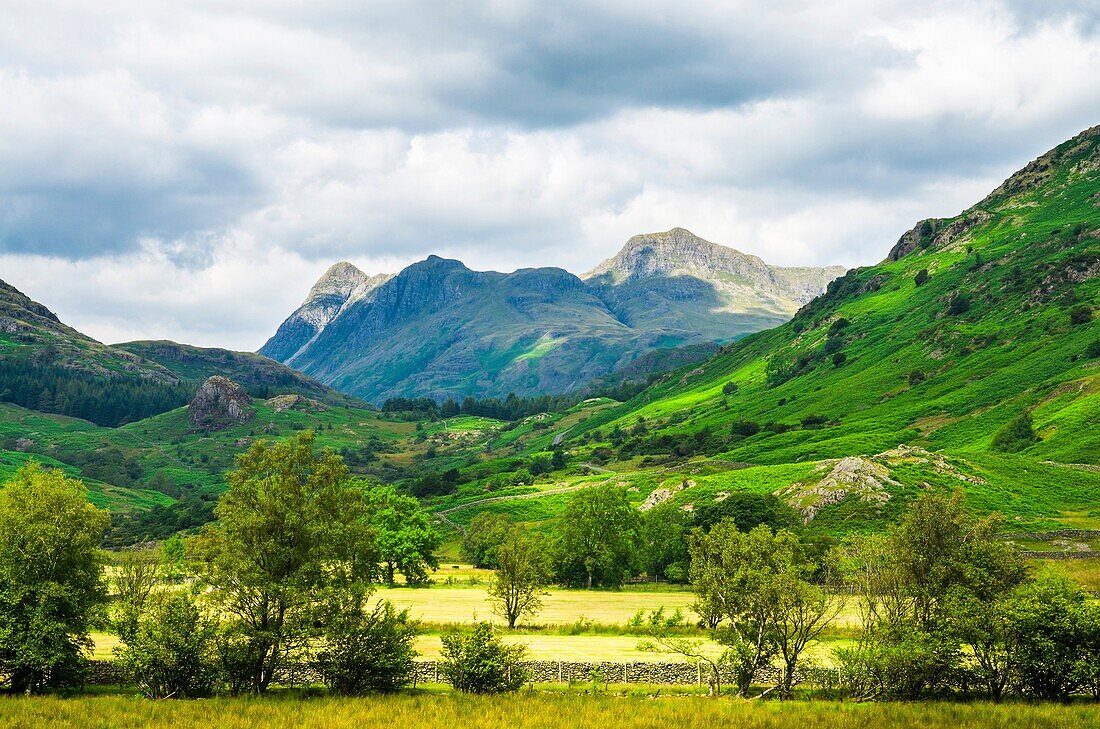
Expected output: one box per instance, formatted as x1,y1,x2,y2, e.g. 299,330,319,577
0,694,1095,729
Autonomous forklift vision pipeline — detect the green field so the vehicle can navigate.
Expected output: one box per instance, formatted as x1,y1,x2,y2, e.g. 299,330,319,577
0,694,1095,729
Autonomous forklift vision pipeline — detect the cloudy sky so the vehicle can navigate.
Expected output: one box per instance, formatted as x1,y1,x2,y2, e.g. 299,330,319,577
1,0,1098,349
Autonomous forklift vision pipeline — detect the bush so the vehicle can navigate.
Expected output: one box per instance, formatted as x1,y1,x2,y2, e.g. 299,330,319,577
438,622,528,693
115,591,220,699
730,420,760,437
947,293,971,316
1009,578,1092,701
316,597,418,695
991,411,1038,453
909,370,926,385
832,352,847,367
829,317,851,334
801,413,828,429
837,624,959,700
722,381,739,396
914,268,929,287
1087,340,1100,359
1069,305,1093,325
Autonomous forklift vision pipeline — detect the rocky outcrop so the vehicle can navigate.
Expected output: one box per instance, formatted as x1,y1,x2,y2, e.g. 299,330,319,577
189,376,253,431
639,479,694,511
777,456,897,523
887,212,992,262
266,393,327,413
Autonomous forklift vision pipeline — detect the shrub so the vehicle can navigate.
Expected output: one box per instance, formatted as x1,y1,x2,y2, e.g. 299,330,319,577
438,622,527,693
316,597,418,695
914,268,929,287
722,381,739,396
832,351,847,367
991,411,1038,453
1087,340,1100,359
1009,578,1090,701
909,370,926,385
801,413,828,429
1069,304,1093,325
115,591,220,699
829,317,851,334
947,293,971,316
730,420,760,437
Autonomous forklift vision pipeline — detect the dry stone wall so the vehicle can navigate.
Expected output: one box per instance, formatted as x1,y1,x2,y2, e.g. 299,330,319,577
87,659,836,688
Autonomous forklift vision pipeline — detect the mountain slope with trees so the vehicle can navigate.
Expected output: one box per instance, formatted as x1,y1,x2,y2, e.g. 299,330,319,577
574,125,1100,468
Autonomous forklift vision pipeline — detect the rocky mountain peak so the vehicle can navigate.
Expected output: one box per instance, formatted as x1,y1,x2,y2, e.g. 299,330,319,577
583,228,769,284
189,375,254,431
308,261,369,298
258,263,393,363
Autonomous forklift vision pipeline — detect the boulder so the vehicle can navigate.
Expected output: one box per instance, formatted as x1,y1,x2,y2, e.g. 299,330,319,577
189,376,253,431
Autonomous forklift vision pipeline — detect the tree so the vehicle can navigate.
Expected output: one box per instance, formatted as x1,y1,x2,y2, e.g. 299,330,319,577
315,587,418,694
638,503,690,583
891,489,1024,629
1008,576,1089,701
688,523,785,695
837,489,1025,700
113,548,161,641
160,534,186,580
461,513,513,568
692,493,799,534
553,485,640,588
362,485,439,585
948,590,1021,701
0,463,109,694
439,622,527,693
914,268,929,287
770,556,842,699
488,528,549,628
194,432,377,694
115,590,220,699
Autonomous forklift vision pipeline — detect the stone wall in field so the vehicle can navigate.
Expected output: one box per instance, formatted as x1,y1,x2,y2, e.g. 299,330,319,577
86,659,839,688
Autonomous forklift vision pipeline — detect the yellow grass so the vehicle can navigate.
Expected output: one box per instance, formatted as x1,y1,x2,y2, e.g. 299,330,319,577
376,586,698,626
0,694,1095,729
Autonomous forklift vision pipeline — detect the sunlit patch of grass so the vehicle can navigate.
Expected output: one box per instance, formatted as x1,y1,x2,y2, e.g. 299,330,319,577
0,693,1095,729
1031,557,1100,591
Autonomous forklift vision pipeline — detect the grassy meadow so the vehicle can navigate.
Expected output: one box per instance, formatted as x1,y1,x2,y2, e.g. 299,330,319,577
1,694,1096,729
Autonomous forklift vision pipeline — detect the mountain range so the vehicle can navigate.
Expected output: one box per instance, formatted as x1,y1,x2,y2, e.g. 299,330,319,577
0,123,1095,547
259,229,844,403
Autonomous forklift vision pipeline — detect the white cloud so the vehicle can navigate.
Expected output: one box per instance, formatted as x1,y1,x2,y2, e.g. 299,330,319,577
0,0,1098,348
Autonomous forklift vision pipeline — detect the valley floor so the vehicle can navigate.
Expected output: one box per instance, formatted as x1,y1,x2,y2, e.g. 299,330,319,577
1,693,1096,729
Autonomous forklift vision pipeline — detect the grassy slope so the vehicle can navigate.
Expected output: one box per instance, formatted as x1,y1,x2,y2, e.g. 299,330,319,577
426,126,1100,535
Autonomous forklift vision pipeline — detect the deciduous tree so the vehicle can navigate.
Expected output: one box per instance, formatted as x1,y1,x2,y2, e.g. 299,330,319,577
488,527,549,628
0,462,109,694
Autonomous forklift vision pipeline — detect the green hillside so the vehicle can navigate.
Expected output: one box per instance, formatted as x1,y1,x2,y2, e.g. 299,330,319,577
115,340,364,408
1,126,1097,550
418,125,1100,538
